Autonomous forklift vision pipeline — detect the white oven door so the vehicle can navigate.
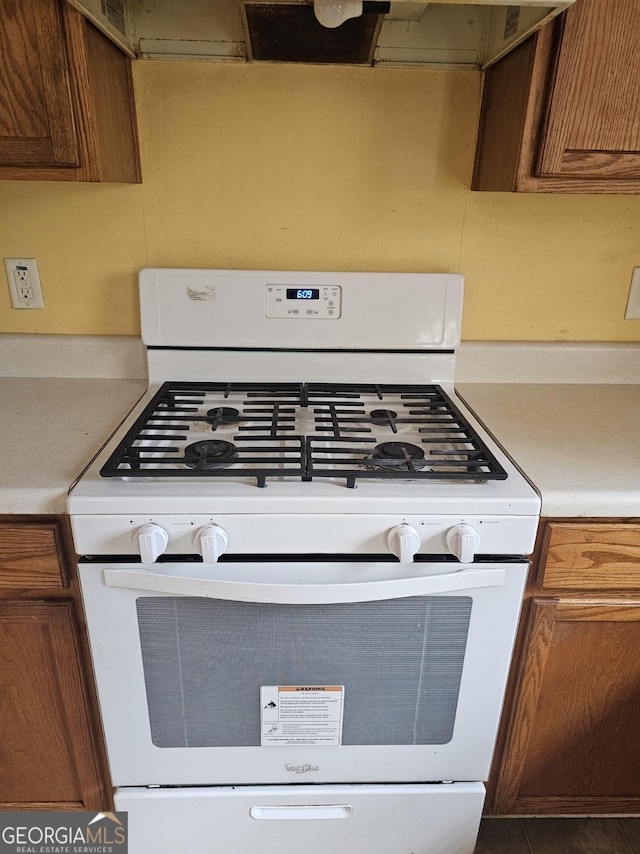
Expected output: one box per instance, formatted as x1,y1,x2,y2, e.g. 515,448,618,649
78,559,527,787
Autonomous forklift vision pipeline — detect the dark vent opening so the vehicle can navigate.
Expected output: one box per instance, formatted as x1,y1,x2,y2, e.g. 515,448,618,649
244,4,382,65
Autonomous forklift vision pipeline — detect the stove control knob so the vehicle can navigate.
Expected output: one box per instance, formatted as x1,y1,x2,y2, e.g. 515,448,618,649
387,524,421,564
195,525,229,564
136,524,169,564
446,524,481,563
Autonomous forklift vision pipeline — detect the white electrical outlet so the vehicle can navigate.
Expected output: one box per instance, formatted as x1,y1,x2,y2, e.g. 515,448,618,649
625,267,640,319
4,258,44,309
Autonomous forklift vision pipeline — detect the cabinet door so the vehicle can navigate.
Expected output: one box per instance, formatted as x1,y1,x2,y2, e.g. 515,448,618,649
472,0,640,192
0,0,80,167
0,0,140,182
492,597,640,814
537,0,640,181
0,599,109,809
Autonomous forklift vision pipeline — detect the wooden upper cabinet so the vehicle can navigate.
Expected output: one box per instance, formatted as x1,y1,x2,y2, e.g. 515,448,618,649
0,0,140,182
538,1,640,181
472,0,640,193
0,0,79,167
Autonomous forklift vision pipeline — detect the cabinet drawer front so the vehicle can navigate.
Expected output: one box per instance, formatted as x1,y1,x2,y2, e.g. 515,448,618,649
0,524,66,588
542,523,640,590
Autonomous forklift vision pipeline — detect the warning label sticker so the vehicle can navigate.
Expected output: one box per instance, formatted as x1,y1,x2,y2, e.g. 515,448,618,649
260,685,345,747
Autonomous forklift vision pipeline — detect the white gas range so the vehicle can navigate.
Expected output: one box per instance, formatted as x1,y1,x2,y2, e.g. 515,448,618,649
68,269,540,854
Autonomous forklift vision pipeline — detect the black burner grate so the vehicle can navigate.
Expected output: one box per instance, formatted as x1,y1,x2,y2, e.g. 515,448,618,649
100,381,508,488
100,382,306,488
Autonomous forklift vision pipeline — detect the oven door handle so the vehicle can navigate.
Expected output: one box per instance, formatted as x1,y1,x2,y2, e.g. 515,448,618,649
101,566,506,604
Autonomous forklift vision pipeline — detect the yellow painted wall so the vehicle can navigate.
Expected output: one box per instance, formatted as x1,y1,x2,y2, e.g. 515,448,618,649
0,61,639,340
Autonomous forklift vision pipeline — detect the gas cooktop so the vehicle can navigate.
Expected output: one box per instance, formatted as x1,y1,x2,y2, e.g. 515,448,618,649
100,381,507,488
68,269,540,535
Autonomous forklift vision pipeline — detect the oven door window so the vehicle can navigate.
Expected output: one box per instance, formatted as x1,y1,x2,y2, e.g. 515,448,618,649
136,596,472,748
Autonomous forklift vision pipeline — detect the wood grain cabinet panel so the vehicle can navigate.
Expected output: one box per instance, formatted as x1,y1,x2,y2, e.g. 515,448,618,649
0,0,78,167
0,522,66,589
487,519,640,816
0,600,105,809
473,0,640,193
0,0,140,182
542,523,640,590
0,517,112,811
492,597,640,815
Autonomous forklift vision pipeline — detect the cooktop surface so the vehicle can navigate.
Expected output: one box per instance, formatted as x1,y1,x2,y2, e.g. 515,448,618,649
100,381,508,488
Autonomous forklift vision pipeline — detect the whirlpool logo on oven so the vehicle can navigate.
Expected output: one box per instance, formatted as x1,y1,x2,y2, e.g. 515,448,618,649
286,763,319,774
0,811,128,854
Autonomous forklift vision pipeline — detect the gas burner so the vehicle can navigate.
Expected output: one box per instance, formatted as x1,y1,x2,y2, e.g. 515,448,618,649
369,409,398,425
206,407,240,428
184,440,239,470
372,442,426,471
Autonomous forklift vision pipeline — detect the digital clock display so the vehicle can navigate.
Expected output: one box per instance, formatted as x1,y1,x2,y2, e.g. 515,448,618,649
286,288,320,300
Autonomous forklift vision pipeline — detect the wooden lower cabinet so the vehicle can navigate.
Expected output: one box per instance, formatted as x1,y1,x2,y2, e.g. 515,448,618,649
487,520,640,814
0,517,112,811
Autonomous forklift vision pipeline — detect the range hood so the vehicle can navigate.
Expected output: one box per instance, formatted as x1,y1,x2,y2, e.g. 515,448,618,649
69,0,574,68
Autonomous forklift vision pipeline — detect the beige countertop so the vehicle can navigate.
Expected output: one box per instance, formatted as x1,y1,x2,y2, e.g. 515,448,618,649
458,383,640,518
0,378,146,514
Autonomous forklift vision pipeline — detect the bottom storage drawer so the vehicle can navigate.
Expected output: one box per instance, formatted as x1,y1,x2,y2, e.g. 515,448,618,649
115,783,485,854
